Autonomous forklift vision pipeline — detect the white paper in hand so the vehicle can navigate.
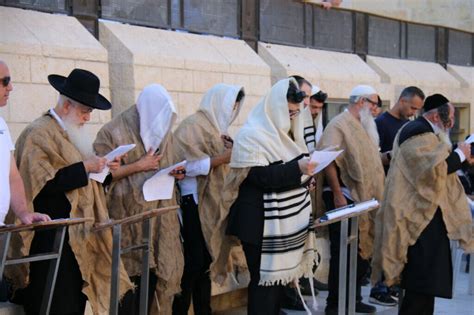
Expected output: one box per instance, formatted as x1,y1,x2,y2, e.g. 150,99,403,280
89,144,136,183
310,150,344,175
143,161,187,201
465,134,474,144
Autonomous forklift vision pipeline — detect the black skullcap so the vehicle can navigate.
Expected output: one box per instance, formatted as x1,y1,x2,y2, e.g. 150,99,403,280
424,94,449,112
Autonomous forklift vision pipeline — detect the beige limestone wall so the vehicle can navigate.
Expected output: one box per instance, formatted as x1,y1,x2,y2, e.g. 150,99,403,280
258,42,390,102
0,7,111,142
447,65,474,134
306,0,474,32
99,20,271,138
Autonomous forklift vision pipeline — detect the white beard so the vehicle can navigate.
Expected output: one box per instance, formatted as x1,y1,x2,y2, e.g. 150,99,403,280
360,106,380,147
63,116,94,158
438,129,453,147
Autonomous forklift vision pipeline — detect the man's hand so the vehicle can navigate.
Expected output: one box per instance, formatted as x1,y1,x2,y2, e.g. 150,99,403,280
221,135,234,149
84,155,107,173
458,142,471,162
169,165,186,180
18,212,51,225
333,192,347,209
307,177,317,191
107,156,122,171
136,149,162,172
381,151,391,166
298,158,317,176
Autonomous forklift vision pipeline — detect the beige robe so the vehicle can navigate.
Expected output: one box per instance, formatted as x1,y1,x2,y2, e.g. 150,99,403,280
372,131,474,286
318,111,385,259
8,114,133,314
93,106,184,313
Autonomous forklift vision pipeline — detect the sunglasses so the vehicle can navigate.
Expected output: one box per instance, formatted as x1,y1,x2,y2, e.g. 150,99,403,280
364,97,378,106
1,76,11,87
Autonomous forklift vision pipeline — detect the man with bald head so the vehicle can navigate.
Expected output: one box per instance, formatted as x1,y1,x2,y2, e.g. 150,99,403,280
0,61,50,227
318,85,385,314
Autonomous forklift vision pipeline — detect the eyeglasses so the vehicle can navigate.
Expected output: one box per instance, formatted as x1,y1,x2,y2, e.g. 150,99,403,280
1,76,11,87
363,98,378,106
289,109,301,118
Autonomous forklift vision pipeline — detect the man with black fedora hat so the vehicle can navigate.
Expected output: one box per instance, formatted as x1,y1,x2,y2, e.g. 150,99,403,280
10,68,133,315
372,94,474,314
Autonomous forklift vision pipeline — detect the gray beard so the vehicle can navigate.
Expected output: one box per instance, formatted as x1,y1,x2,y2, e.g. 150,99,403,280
360,106,380,147
63,118,94,158
438,129,452,147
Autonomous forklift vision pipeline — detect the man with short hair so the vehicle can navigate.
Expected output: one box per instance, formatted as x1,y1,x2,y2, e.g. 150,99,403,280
0,61,50,227
372,94,474,314
319,85,385,315
304,85,328,153
11,68,132,315
369,86,425,306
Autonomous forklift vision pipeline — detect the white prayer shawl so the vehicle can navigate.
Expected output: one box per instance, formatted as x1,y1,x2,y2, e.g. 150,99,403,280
302,107,323,153
231,78,317,288
199,84,244,135
137,84,177,152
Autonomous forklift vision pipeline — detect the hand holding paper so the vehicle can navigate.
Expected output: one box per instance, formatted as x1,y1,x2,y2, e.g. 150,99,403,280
143,161,187,201
89,144,136,183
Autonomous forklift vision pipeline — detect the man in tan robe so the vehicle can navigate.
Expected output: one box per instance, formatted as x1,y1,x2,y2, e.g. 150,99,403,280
372,94,474,314
318,85,384,315
172,84,244,315
10,69,132,314
93,84,185,315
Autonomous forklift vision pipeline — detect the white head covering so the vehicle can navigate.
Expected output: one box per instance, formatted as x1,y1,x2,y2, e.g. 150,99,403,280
199,84,244,135
350,85,377,97
231,78,308,168
136,84,177,152
311,85,321,96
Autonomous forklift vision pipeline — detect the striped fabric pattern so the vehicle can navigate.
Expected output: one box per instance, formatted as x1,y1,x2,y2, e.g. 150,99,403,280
259,184,318,285
304,125,316,152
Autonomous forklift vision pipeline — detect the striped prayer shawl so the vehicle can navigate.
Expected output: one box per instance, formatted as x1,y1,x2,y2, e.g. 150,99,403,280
260,182,318,285
304,125,316,152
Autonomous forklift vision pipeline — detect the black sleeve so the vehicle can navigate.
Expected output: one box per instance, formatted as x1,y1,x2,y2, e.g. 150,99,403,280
246,160,302,191
446,151,462,174
40,162,89,194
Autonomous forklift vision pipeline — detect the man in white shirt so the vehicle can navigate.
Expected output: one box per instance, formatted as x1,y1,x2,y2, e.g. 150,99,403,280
0,60,50,225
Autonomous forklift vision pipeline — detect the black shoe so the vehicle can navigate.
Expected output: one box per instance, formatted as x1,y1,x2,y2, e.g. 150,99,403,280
369,292,397,306
315,279,329,291
355,301,376,314
281,286,305,311
324,305,338,315
299,277,319,296
389,285,401,301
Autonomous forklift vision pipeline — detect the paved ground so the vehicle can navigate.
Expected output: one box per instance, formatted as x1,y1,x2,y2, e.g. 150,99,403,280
218,267,473,315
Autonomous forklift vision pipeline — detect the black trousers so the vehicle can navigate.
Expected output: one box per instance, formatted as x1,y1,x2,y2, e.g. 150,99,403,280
242,241,283,315
323,191,370,308
119,272,158,315
172,195,212,315
399,290,434,315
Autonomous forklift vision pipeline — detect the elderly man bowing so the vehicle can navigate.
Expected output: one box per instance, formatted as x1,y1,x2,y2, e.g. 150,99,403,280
372,94,474,315
11,69,132,315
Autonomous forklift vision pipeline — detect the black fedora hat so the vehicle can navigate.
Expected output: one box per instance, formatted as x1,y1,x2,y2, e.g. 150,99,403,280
48,68,111,110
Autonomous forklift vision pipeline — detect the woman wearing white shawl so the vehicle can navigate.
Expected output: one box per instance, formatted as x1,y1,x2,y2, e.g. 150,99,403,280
223,78,318,315
94,84,185,315
172,84,245,315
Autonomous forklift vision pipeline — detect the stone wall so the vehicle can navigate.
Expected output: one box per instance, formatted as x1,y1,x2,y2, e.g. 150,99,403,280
99,20,271,138
0,7,111,142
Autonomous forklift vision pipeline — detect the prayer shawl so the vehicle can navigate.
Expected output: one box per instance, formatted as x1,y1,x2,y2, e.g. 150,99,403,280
302,107,326,219
214,78,317,286
318,111,384,259
173,84,244,268
94,105,184,313
8,114,133,314
372,131,474,287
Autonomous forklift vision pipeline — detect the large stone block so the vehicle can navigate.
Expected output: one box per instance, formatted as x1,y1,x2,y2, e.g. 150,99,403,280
0,53,31,83
9,83,57,123
161,68,194,93
133,66,162,91
0,7,42,56
192,71,224,93
30,57,75,84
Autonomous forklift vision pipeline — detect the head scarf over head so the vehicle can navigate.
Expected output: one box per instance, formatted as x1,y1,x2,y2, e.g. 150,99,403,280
231,78,308,168
198,84,244,135
136,84,177,152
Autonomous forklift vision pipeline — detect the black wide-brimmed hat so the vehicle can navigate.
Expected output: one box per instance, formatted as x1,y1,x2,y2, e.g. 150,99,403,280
48,68,111,110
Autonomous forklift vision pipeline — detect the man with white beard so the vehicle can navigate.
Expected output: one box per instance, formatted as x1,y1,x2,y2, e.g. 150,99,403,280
12,69,132,315
318,85,385,315
372,94,474,315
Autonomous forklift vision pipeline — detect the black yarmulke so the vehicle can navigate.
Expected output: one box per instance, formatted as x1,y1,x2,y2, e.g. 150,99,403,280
424,94,449,112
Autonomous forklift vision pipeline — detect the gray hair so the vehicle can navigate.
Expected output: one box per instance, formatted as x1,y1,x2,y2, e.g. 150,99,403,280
57,94,79,108
349,95,365,106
